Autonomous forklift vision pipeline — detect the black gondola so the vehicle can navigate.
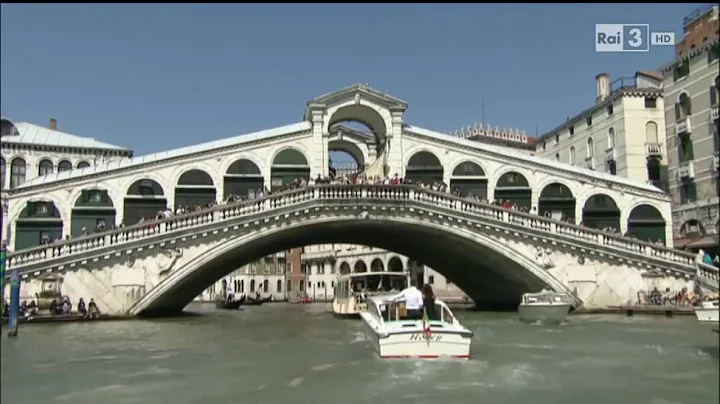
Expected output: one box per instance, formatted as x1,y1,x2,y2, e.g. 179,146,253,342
245,296,272,306
215,295,246,310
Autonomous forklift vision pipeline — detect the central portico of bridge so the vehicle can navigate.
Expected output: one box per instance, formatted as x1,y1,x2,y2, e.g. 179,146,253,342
4,84,716,316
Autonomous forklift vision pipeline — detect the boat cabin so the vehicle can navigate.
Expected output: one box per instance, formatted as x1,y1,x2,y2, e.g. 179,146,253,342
522,292,570,305
367,297,459,326
335,272,409,301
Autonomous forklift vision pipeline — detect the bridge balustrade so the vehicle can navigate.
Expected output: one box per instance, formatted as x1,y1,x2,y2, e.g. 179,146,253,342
3,184,718,287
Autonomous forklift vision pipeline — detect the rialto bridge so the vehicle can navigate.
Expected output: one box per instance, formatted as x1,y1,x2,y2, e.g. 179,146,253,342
1,84,718,316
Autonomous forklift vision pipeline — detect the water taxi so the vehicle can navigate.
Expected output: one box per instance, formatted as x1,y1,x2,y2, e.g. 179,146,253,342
518,291,573,324
359,296,473,359
694,300,719,323
332,271,409,317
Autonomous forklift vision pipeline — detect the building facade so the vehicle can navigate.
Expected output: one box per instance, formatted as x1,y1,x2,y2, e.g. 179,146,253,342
1,118,133,244
535,72,668,189
660,5,719,253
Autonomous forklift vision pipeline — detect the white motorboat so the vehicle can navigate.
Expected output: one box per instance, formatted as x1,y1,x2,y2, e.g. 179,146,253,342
359,296,473,359
332,271,409,317
518,291,573,324
694,300,719,323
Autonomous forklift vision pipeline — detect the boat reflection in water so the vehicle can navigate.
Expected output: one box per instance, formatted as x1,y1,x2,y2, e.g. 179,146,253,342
332,271,409,318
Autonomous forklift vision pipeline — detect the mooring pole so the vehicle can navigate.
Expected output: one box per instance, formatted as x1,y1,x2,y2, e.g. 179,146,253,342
7,266,20,337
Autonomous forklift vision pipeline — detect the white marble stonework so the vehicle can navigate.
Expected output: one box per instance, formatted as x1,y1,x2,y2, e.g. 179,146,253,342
3,85,718,316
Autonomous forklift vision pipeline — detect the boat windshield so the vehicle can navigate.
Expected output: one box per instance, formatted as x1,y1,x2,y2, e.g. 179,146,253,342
336,274,408,300
376,300,456,325
523,293,568,304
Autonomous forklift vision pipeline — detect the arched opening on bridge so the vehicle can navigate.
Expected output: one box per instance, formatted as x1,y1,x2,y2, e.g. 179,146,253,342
581,194,620,231
538,183,575,222
339,262,351,274
327,104,388,157
405,151,443,183
14,200,63,250
370,258,384,272
627,204,666,244
175,169,217,208
450,161,487,198
270,148,310,191
70,189,116,237
224,159,264,200
354,260,367,273
328,123,370,177
494,172,531,209
388,256,404,272
123,179,167,225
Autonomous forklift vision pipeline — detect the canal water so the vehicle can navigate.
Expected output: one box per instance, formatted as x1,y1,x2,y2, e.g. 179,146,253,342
1,303,718,404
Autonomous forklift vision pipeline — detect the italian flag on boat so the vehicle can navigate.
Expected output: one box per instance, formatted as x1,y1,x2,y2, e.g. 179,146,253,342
422,307,431,338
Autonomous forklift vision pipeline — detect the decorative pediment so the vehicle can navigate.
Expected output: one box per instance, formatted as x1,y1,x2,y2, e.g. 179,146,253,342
305,83,408,115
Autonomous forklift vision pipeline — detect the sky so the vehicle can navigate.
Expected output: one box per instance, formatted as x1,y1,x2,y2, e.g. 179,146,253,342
0,3,706,160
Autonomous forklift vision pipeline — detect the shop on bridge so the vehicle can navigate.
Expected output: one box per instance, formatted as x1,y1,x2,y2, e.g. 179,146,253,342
70,189,117,236
538,183,575,222
224,159,264,199
449,161,487,198
494,172,531,209
405,151,443,183
581,194,620,231
270,148,310,191
626,204,666,244
174,169,217,208
123,179,168,225
14,200,63,250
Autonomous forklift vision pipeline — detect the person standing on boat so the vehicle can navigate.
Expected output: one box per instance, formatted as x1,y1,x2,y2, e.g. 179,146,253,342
421,284,439,321
388,279,424,320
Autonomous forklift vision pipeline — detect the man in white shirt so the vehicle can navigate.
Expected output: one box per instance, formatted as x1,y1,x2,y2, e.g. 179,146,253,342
388,280,424,320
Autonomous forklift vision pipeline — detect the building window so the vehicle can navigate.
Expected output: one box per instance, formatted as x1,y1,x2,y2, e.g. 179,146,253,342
568,126,574,136
0,157,5,189
675,92,692,120
709,43,719,64
586,116,592,126
605,159,616,175
607,104,614,115
287,281,292,293
542,141,546,151
77,161,91,169
569,146,576,165
10,157,27,188
276,280,282,293
57,160,73,172
678,135,694,162
711,76,719,106
555,153,560,162
607,128,615,149
673,61,690,82
586,137,594,158
644,97,657,108
554,134,559,144
679,180,697,204
645,121,659,143
428,276,435,284
38,159,54,177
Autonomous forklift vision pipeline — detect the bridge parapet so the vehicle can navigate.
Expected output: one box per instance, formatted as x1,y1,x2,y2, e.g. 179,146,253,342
3,184,717,290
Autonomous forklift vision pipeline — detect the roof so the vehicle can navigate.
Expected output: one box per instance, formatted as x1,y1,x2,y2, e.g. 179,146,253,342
637,70,662,80
14,121,312,190
1,122,132,151
305,83,408,120
660,37,719,72
404,125,667,196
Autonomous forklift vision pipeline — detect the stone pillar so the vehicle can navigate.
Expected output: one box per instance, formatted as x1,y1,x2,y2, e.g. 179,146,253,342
308,105,327,179
386,109,405,177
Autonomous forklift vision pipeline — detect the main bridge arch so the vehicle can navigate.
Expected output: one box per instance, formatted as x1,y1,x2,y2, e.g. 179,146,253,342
131,215,579,316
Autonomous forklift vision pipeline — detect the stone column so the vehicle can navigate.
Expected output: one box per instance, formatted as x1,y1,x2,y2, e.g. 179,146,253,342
386,109,405,177
308,105,327,178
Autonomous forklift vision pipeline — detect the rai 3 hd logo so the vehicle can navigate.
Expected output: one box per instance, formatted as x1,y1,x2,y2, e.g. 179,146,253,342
595,24,675,52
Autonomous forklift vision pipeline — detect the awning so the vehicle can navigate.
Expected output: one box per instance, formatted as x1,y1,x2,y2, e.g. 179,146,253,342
686,235,720,249
673,237,695,249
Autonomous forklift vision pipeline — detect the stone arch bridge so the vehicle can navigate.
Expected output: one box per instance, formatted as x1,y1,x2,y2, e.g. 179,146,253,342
3,185,718,316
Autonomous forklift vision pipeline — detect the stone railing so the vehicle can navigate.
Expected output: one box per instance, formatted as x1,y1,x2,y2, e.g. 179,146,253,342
4,184,717,287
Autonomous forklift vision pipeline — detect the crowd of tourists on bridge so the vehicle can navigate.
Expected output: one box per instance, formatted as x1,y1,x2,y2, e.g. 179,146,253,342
2,294,101,321
18,171,711,254
642,286,719,307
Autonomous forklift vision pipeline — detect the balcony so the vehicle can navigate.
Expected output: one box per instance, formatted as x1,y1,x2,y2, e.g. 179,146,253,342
605,148,616,162
645,143,663,158
678,161,695,179
711,105,719,121
714,152,719,172
675,117,692,135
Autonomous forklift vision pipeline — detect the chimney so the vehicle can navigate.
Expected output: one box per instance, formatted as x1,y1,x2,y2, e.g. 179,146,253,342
595,73,610,103
49,118,57,130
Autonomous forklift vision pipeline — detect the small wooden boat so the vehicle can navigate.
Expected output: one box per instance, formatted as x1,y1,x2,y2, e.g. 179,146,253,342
215,295,245,310
245,296,272,306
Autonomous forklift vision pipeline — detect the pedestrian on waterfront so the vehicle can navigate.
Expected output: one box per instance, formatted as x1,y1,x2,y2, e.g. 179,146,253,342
77,298,88,317
388,279,424,320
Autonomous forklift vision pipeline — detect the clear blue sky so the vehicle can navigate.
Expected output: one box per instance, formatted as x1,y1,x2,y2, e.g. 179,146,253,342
0,3,703,157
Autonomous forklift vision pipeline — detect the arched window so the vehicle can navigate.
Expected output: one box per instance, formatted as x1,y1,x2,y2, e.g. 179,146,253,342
586,137,594,157
77,161,91,169
38,159,54,177
607,128,615,149
645,121,659,143
276,280,282,293
57,160,73,172
710,76,719,106
569,146,576,165
10,158,27,188
676,92,692,120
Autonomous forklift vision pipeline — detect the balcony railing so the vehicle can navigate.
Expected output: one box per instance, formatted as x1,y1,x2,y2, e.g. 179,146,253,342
714,152,720,172
675,117,692,135
678,161,695,179
711,106,719,121
645,143,663,158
